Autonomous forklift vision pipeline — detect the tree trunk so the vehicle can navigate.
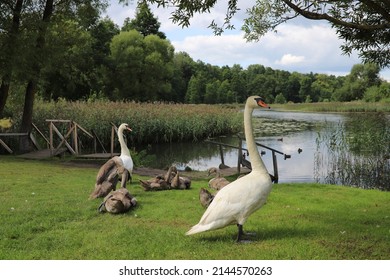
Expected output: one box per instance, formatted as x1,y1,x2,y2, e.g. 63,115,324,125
19,0,54,153
0,80,10,118
0,0,24,117
19,81,37,152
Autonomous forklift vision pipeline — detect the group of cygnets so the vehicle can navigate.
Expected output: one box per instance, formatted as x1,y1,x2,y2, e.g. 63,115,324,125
139,165,191,191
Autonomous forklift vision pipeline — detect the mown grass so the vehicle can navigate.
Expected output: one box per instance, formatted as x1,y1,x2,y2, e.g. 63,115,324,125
0,157,389,260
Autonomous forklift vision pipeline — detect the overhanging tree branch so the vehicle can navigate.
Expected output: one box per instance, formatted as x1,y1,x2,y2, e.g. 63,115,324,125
282,0,390,30
359,0,390,21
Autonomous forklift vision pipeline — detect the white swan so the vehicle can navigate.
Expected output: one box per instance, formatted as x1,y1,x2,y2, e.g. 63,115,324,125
117,123,134,182
186,96,272,242
89,123,133,199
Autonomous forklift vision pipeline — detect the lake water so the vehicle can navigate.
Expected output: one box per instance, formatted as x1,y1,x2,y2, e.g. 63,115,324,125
141,110,346,183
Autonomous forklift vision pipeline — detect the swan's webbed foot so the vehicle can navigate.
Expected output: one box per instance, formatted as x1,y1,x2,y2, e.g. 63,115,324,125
236,224,257,243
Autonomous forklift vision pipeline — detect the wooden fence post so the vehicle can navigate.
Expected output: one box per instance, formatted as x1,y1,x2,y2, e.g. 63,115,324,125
49,121,53,156
272,151,279,183
237,137,242,175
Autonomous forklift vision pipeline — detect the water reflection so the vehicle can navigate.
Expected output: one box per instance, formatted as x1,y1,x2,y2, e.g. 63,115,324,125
139,110,389,190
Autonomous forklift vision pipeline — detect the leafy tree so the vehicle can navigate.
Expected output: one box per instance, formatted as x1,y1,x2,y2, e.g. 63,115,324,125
304,95,312,103
122,1,166,39
274,92,286,104
108,30,145,100
40,19,96,100
185,73,207,103
204,80,221,104
144,0,390,67
218,79,234,103
363,83,390,102
19,0,55,152
332,63,381,101
0,0,24,117
39,8,116,102
229,64,246,103
142,34,174,100
171,52,196,102
285,72,301,102
246,72,276,103
108,30,174,101
311,74,338,102
185,75,200,103
90,17,120,66
0,0,107,151
89,17,120,97
299,74,314,102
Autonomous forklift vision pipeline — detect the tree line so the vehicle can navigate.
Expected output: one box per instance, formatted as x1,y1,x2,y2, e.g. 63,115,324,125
1,1,389,150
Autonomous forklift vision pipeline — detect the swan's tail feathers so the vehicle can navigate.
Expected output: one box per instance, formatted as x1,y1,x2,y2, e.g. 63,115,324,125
186,224,210,236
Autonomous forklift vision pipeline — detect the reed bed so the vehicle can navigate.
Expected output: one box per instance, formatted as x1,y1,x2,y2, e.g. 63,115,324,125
9,99,242,147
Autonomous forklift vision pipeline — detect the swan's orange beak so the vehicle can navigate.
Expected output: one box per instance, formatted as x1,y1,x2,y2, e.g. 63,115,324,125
255,98,270,109
126,126,132,132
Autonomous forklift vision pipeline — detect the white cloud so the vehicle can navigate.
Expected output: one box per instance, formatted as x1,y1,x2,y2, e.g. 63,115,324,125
275,54,305,66
172,33,265,66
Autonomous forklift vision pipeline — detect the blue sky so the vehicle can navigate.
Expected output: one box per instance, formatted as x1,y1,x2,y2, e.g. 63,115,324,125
105,0,390,81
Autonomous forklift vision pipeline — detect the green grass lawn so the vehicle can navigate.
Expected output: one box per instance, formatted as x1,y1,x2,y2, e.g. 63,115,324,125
0,157,389,260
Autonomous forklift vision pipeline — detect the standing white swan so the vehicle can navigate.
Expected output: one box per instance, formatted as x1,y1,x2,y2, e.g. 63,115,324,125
89,123,133,199
186,96,272,242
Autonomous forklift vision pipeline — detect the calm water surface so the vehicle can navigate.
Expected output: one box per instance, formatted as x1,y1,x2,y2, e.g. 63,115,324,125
142,110,347,183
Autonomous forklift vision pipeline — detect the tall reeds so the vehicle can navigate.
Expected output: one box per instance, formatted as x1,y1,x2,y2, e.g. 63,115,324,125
23,99,242,147
315,113,390,191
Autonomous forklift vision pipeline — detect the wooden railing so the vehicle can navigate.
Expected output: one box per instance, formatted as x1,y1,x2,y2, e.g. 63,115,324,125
0,123,48,154
205,135,291,183
1,121,121,158
47,119,95,156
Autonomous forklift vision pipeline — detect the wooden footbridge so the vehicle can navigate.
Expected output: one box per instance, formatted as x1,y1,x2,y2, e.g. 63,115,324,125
0,120,121,160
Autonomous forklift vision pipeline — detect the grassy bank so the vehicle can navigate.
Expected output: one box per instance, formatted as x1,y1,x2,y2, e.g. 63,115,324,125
1,157,389,260
270,100,390,112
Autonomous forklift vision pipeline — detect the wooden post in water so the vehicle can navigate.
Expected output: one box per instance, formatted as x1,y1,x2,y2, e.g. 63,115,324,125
272,151,279,183
237,137,242,174
219,144,225,167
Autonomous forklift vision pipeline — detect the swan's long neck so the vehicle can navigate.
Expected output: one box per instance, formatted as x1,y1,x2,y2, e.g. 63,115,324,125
118,128,130,157
244,103,268,174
